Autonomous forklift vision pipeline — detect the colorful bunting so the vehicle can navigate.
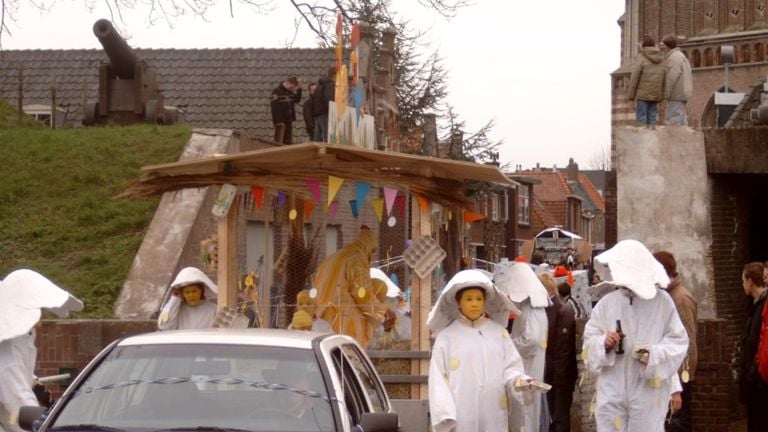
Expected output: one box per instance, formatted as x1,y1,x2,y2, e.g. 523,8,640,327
328,201,339,223
383,187,397,216
305,178,321,203
277,192,287,207
394,196,406,218
372,198,384,223
416,194,429,213
463,211,486,223
355,182,370,210
349,199,359,218
304,201,315,219
251,186,264,209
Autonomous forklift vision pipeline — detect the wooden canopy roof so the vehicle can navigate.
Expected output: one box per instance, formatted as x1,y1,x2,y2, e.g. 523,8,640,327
120,143,517,209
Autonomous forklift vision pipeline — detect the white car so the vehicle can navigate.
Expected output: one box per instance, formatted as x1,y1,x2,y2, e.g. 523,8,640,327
20,329,399,432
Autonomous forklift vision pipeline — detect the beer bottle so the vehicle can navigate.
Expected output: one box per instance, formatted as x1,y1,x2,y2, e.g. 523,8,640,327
615,319,625,354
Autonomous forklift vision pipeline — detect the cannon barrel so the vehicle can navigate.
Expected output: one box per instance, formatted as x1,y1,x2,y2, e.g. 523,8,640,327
93,19,139,79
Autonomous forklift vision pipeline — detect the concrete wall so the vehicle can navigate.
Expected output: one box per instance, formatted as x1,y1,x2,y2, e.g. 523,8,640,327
615,126,715,318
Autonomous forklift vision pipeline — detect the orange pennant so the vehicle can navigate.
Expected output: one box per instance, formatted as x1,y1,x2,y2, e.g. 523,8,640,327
463,211,486,223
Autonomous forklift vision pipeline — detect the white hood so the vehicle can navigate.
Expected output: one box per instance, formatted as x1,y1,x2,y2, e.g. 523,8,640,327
492,261,551,308
370,268,401,297
593,239,669,300
427,269,520,333
170,267,218,300
0,269,84,343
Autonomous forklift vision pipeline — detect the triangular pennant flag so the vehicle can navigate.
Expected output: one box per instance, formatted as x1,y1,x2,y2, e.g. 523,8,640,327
277,192,287,207
355,182,370,210
372,198,384,223
383,187,397,217
251,186,264,209
305,178,321,204
463,211,486,223
349,199,359,218
304,201,315,220
416,194,429,213
394,196,406,218
328,176,344,205
328,201,339,224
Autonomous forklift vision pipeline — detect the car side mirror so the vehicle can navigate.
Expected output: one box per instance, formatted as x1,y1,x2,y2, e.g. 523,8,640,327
18,406,47,431
358,412,398,432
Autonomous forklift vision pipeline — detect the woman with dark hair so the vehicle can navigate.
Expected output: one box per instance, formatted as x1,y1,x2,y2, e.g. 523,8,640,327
626,35,666,125
740,262,768,431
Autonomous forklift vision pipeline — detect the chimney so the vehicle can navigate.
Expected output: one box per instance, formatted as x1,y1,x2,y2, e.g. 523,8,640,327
449,130,464,159
536,162,540,170
422,113,437,156
567,157,578,181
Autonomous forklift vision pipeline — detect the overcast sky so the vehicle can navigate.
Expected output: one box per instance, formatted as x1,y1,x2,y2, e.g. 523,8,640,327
4,1,625,170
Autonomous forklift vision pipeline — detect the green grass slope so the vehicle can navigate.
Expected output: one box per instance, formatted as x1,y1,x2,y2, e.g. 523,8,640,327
0,101,190,317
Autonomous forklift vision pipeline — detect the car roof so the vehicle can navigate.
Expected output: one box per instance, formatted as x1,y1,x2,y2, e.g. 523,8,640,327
116,328,346,350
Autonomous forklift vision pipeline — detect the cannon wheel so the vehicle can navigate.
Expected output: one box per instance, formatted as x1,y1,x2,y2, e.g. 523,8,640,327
84,102,98,126
144,100,158,123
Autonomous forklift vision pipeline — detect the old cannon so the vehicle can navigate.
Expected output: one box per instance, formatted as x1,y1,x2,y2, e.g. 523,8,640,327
84,19,177,125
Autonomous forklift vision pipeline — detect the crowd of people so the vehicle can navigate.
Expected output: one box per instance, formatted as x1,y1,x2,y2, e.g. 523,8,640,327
269,66,337,145
626,34,693,126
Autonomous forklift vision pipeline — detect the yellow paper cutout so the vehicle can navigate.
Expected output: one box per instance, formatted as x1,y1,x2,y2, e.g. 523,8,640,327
371,198,384,223
328,176,344,205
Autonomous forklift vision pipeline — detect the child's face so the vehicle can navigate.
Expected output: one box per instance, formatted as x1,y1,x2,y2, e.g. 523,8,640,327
458,288,485,321
182,284,204,306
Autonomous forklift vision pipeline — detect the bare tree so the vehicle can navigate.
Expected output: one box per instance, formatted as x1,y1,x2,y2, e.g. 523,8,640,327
439,105,504,165
586,143,612,171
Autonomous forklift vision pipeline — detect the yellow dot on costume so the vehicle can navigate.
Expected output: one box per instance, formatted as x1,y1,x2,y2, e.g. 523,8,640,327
681,370,690,383
499,394,507,409
540,340,547,349
449,358,460,370
589,402,596,415
613,417,623,430
520,427,525,432
289,209,297,220
649,377,662,388
503,329,510,338
582,347,589,361
358,287,366,298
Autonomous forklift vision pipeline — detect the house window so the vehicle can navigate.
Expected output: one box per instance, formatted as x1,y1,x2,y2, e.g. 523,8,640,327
517,186,530,225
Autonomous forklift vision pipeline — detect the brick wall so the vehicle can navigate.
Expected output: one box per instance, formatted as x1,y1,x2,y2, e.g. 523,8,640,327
35,319,157,399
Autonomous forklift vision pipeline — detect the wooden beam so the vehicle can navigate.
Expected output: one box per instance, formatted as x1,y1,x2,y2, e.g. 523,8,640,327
217,193,239,309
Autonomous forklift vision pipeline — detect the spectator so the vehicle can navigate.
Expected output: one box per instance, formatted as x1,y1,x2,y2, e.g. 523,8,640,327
626,35,666,126
157,267,218,330
662,35,693,126
583,240,688,432
312,66,336,142
558,281,587,320
539,272,578,432
270,76,303,144
302,82,316,141
427,269,534,432
653,251,697,432
739,262,768,431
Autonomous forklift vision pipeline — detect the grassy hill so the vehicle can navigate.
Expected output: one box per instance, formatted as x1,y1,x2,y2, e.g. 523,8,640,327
0,100,191,317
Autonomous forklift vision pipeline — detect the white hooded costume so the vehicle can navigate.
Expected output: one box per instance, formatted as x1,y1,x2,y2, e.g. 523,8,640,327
157,267,218,331
493,262,551,432
0,333,38,432
582,240,688,432
427,269,529,432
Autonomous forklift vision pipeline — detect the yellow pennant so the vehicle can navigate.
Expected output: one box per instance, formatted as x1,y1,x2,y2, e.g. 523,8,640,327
371,198,384,223
328,176,344,205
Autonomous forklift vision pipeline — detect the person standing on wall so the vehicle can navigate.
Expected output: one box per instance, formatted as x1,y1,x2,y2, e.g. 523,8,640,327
270,76,303,144
662,34,693,126
312,66,336,142
302,82,316,141
626,35,666,126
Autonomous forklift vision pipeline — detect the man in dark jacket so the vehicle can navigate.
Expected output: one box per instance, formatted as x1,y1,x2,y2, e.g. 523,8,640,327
539,272,578,432
740,262,768,431
302,83,316,141
312,66,336,142
270,76,302,144
626,34,666,126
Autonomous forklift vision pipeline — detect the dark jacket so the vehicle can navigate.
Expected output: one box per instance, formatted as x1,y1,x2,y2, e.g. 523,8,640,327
312,77,335,116
626,46,666,102
302,98,314,138
270,83,302,124
667,276,698,380
740,290,768,403
544,295,578,388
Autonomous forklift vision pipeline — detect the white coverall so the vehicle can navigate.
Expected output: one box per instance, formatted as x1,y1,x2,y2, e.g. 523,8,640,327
583,288,688,432
429,315,528,432
157,296,217,330
0,333,39,432
509,300,548,432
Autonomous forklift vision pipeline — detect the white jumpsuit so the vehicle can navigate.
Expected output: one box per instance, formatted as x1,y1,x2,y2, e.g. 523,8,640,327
157,296,217,330
0,333,39,432
583,288,688,432
429,315,528,432
509,300,548,432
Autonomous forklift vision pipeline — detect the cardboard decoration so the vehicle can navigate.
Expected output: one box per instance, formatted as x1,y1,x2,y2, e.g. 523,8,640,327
328,176,344,205
212,184,237,218
372,198,384,223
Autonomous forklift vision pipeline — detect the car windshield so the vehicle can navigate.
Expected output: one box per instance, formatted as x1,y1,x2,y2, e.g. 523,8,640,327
50,344,335,432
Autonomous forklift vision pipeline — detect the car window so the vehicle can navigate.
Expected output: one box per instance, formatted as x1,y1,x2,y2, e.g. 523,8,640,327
50,344,335,432
338,345,388,413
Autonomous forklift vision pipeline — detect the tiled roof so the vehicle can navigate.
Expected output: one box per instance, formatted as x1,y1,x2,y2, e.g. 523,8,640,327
532,197,559,231
0,47,335,139
577,173,605,211
515,171,572,203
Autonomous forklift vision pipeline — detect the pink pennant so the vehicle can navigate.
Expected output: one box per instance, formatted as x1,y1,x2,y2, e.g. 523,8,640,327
383,187,398,217
305,178,321,204
328,201,339,224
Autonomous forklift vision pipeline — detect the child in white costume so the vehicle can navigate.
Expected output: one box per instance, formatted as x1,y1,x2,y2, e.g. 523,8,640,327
428,269,534,432
157,267,218,331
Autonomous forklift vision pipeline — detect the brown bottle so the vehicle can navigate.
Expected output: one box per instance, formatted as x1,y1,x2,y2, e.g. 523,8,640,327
615,319,625,354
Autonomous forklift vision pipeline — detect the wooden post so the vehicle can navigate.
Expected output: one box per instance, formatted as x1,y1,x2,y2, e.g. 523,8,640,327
409,195,432,400
217,192,239,309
